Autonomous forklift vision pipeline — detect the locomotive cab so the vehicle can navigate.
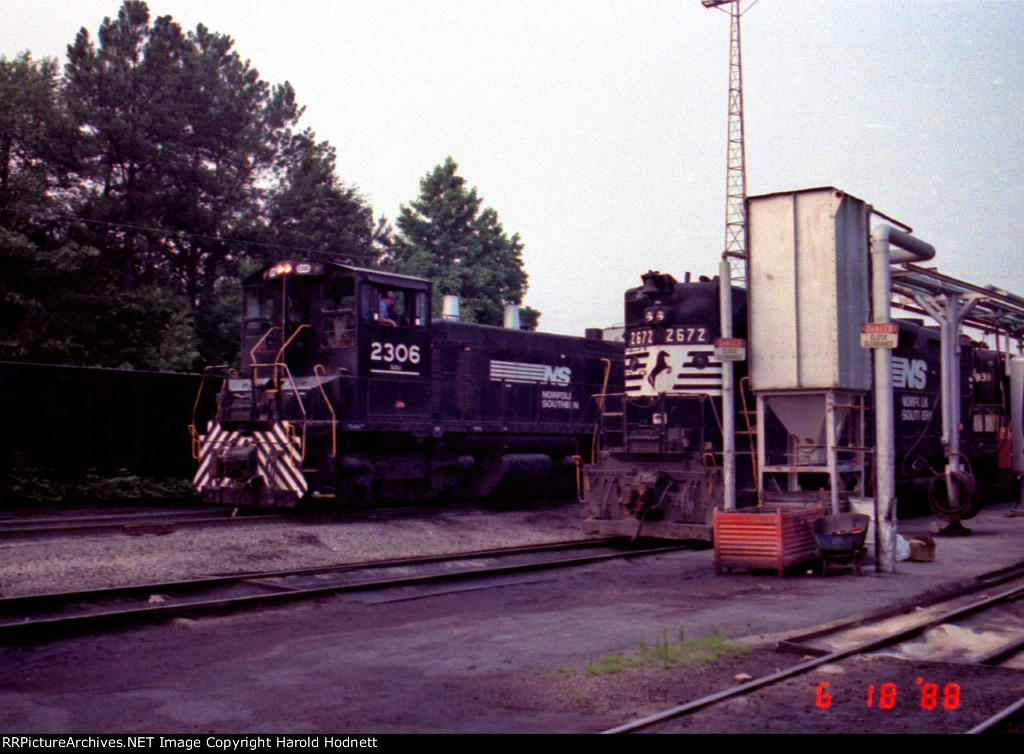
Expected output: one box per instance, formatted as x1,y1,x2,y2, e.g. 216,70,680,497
242,261,325,378
196,261,433,507
238,261,430,380
583,271,752,541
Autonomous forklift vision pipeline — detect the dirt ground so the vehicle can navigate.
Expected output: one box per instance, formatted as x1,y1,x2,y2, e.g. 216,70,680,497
4,502,1024,734
4,558,1024,734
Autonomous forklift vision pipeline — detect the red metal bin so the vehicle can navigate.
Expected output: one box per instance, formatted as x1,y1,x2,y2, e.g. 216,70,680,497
713,504,824,576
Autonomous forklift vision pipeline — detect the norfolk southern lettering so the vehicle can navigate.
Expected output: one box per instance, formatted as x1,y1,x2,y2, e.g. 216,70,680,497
540,390,579,410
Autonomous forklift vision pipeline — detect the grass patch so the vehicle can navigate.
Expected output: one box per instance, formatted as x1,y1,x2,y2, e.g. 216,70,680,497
639,626,750,668
584,655,631,676
580,625,749,676
3,467,197,505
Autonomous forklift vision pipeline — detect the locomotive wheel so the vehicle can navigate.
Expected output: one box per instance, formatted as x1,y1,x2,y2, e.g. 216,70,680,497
927,470,979,522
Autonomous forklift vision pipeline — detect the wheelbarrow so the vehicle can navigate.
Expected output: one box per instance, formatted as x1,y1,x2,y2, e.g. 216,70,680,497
813,513,870,576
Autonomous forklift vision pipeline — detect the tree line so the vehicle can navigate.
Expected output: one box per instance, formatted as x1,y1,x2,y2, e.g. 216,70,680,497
1,1,536,372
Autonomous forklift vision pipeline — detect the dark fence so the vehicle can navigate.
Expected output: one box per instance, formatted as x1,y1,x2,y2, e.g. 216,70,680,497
0,361,213,480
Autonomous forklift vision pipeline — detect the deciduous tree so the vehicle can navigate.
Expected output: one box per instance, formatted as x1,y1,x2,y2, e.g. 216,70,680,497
0,1,386,369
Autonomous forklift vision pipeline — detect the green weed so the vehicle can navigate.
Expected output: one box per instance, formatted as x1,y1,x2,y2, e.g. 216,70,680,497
582,625,749,675
583,655,631,676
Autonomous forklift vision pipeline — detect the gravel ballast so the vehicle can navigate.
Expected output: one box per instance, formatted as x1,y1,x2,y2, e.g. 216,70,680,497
0,505,588,597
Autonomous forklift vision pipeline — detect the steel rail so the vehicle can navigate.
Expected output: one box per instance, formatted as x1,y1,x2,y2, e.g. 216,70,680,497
603,576,1024,734
0,539,686,639
0,509,289,540
967,695,1024,734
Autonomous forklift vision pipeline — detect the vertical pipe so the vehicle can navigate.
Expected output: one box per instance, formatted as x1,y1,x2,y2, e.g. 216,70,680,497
871,225,936,573
1010,358,1024,509
442,295,460,321
826,392,839,514
942,299,962,500
871,232,898,573
915,292,979,512
720,258,736,510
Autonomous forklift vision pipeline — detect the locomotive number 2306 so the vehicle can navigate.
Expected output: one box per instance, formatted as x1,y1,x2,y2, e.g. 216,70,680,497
370,341,421,364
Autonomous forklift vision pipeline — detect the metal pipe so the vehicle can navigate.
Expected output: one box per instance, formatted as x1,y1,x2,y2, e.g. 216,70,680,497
1008,358,1024,511
719,258,736,510
871,225,935,573
914,291,980,514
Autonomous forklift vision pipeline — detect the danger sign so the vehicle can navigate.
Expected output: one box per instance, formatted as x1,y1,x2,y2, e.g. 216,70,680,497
861,322,898,349
714,337,747,361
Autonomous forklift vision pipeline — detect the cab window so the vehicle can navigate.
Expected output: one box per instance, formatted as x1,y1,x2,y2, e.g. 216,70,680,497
360,285,427,328
243,285,279,353
323,278,355,312
322,277,356,349
322,311,355,349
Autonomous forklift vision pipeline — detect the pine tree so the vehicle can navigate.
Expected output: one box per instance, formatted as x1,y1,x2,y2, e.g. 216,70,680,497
387,157,537,328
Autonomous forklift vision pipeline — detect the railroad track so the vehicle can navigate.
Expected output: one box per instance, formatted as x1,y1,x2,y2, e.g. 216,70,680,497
0,507,290,539
0,539,688,641
0,499,539,539
602,562,1024,735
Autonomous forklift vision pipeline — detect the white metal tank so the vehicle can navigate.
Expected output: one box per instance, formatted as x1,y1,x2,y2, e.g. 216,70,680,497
747,187,872,392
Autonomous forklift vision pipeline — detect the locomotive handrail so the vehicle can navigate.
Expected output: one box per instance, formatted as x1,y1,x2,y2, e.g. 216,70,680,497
597,358,613,413
313,364,338,459
273,324,310,385
249,342,312,464
274,360,308,463
592,391,627,455
573,454,586,502
284,421,306,464
189,364,230,460
249,327,281,378
246,325,313,463
591,358,617,462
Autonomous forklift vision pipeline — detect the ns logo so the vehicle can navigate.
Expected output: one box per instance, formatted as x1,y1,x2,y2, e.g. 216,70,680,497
543,366,572,386
892,357,928,390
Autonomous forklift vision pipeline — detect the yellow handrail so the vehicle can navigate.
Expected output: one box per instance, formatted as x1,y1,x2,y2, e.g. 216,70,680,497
591,357,614,460
274,360,308,462
313,364,338,458
249,327,281,386
273,324,310,384
189,364,228,459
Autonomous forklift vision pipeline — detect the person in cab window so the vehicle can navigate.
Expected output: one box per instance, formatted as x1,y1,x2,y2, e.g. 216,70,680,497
378,293,397,327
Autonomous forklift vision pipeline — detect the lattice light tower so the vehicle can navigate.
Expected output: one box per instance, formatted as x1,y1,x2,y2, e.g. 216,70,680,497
703,0,754,288
702,0,757,511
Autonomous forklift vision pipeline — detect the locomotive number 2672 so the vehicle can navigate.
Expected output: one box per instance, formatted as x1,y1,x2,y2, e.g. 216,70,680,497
370,341,421,364
628,326,710,347
665,327,709,344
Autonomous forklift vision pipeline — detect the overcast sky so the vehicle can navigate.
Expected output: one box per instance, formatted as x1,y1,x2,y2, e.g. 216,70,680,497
4,0,1023,336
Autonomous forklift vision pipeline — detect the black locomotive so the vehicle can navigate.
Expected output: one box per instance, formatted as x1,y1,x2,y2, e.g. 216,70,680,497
582,271,1016,540
191,260,623,507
